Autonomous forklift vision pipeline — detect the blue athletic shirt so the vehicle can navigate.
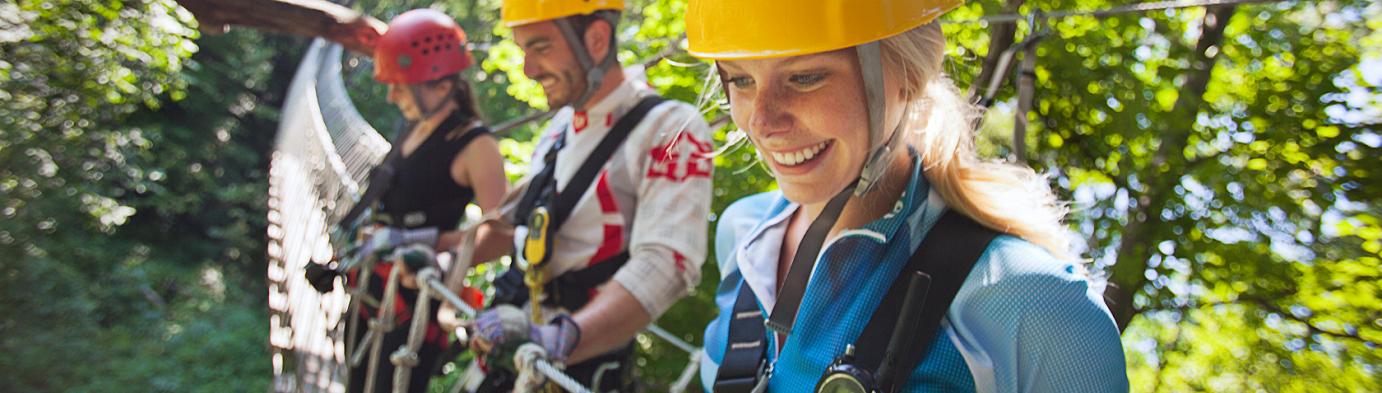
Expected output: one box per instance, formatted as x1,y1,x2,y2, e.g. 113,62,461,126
700,157,1129,392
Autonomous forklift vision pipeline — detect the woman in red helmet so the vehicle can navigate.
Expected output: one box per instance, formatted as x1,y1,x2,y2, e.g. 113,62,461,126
347,9,507,393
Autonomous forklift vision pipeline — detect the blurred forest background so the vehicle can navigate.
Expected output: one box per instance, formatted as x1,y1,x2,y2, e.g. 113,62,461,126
1,0,1378,391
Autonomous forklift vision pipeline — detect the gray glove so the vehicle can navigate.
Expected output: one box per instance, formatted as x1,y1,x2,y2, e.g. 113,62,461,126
474,305,582,368
357,226,438,259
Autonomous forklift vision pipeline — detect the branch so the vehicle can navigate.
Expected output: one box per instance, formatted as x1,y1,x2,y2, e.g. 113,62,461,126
1242,296,1378,346
1106,4,1238,331
1142,298,1380,347
967,0,1025,101
175,0,385,55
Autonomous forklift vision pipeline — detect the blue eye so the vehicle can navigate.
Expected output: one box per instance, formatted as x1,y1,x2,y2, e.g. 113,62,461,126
725,75,754,89
789,73,826,87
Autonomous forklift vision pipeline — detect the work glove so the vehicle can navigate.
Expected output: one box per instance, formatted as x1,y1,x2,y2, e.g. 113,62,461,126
303,262,340,293
388,243,438,273
472,305,581,370
356,226,439,260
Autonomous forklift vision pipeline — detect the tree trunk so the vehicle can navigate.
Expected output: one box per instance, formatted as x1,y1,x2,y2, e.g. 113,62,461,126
1013,41,1037,163
174,0,385,55
967,0,1024,102
1106,5,1238,331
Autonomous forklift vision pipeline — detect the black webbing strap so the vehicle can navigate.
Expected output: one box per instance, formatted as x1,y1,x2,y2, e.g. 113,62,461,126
856,210,999,392
514,95,665,237
766,181,857,336
496,96,665,307
338,113,472,228
547,251,629,309
490,251,630,311
550,95,664,231
713,210,999,392
714,283,767,393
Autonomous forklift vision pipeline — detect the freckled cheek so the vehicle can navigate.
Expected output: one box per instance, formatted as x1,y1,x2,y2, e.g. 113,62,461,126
807,93,870,162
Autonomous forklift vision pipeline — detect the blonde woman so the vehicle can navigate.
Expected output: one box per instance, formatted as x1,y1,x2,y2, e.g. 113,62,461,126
689,1,1128,392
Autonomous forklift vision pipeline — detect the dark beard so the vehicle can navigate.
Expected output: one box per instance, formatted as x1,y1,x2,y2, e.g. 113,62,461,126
546,68,585,109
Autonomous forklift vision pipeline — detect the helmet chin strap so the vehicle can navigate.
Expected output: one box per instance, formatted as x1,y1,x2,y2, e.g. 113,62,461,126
554,14,619,110
763,41,912,338
854,41,908,197
407,80,459,122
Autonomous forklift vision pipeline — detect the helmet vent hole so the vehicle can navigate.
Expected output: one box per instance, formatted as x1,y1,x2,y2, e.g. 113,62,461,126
411,41,418,48
425,36,433,43
422,49,430,55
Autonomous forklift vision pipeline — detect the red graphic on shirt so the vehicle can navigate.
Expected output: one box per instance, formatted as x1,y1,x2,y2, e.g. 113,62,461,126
648,131,713,181
589,172,625,266
573,112,589,133
673,251,688,273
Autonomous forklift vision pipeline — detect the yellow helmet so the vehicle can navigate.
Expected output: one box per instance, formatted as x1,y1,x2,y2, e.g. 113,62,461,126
686,0,962,60
501,0,625,27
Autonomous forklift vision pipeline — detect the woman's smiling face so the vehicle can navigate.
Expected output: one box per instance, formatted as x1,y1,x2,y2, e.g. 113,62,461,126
720,49,902,206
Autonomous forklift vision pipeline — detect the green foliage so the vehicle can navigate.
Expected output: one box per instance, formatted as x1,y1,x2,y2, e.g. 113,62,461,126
942,0,1380,391
4,0,1378,391
1,0,289,390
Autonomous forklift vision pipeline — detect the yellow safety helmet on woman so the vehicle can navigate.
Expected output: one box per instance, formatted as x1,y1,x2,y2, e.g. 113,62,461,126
685,0,962,195
686,0,961,60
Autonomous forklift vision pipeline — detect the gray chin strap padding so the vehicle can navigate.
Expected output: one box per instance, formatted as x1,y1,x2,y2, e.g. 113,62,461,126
855,41,902,196
554,15,620,109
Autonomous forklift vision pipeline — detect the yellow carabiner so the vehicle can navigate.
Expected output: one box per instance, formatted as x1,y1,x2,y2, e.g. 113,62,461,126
524,207,551,267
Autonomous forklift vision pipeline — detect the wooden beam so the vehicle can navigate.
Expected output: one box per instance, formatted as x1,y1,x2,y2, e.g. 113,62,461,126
175,0,385,55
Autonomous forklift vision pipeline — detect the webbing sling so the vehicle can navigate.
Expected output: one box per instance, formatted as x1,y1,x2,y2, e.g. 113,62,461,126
714,210,999,392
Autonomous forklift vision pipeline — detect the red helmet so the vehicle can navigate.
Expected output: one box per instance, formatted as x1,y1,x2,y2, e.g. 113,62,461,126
373,9,473,84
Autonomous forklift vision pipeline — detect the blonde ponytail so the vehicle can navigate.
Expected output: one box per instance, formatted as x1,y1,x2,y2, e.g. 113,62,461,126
885,23,1074,260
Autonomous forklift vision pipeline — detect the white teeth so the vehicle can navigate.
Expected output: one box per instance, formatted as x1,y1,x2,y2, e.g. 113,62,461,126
770,141,829,167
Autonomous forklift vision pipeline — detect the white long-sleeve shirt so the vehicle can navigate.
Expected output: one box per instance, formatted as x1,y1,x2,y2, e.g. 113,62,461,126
504,79,713,318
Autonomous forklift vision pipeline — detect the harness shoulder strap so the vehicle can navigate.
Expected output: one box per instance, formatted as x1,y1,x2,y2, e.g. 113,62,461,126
714,283,767,393
549,95,664,232
855,210,999,392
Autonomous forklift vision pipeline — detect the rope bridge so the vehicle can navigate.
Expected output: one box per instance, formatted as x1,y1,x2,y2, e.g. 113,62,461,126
268,39,387,392
265,39,701,392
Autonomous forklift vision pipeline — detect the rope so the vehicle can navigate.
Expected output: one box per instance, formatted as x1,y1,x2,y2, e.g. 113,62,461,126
646,324,697,354
391,266,438,393
669,349,702,393
362,261,403,393
514,343,595,393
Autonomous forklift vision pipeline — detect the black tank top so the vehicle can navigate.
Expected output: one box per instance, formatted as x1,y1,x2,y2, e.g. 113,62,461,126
379,116,490,231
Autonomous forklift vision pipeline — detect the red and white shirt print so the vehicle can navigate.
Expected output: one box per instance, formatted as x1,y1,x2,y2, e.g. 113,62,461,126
507,79,713,318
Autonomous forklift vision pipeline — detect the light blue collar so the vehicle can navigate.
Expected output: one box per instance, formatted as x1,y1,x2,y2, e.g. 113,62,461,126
733,153,932,311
